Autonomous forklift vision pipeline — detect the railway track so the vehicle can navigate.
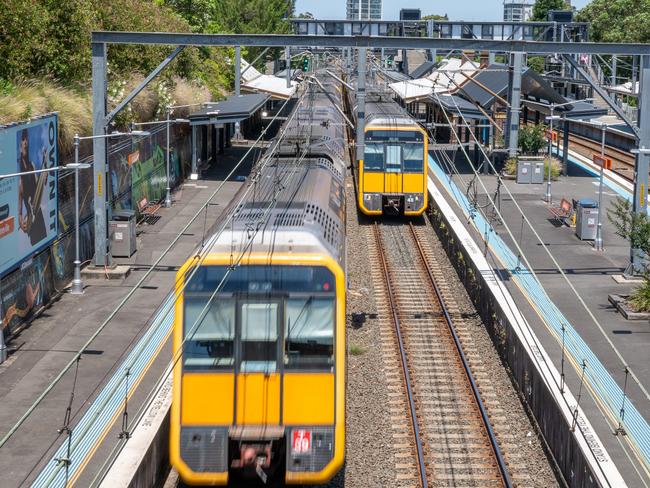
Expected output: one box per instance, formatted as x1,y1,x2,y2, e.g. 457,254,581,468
564,133,635,178
369,220,512,488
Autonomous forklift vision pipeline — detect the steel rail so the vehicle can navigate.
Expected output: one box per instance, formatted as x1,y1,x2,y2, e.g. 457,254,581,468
372,222,428,488
407,222,513,488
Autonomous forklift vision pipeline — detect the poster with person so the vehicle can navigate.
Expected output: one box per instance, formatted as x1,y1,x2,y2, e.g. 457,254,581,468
0,114,58,276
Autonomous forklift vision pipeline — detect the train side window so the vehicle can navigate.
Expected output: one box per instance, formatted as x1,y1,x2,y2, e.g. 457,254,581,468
285,297,334,370
364,144,384,171
183,296,235,369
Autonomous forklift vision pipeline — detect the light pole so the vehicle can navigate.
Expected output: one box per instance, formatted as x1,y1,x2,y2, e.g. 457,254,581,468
69,136,91,294
594,122,607,251
131,116,190,208
70,130,149,290
544,99,595,203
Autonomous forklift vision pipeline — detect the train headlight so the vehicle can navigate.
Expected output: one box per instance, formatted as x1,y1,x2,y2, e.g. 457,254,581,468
363,193,381,211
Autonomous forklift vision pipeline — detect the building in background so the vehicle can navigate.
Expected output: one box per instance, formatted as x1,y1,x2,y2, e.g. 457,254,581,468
399,8,421,21
346,0,382,20
503,1,533,22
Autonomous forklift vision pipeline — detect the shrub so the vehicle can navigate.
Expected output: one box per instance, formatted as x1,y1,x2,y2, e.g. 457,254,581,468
629,280,650,312
518,124,547,154
504,157,517,175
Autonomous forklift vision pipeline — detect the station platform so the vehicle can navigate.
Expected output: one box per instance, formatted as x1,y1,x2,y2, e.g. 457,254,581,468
428,150,650,487
0,145,255,487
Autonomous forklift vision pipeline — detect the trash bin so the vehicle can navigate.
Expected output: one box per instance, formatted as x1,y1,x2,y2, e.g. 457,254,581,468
516,161,532,184
576,198,598,241
109,209,136,257
530,160,545,184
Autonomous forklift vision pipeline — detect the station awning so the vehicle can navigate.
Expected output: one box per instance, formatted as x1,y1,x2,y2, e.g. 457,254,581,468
429,94,485,120
410,60,437,80
522,99,609,120
459,63,566,109
188,93,269,126
240,59,298,100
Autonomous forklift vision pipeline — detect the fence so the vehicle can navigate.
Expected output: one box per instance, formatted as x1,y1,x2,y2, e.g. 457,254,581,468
0,123,191,340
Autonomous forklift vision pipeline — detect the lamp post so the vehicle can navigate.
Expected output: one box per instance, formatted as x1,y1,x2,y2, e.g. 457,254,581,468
69,136,92,294
544,99,595,203
131,116,190,208
595,122,608,251
70,130,149,292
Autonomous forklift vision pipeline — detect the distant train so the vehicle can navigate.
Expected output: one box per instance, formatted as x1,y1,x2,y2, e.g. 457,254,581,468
356,94,428,216
170,78,347,485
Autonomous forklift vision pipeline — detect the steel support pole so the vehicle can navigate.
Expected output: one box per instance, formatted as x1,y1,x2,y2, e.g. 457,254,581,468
507,52,523,158
356,48,367,167
562,119,570,176
0,322,5,363
165,110,172,207
234,46,242,139
546,107,554,203
632,56,650,272
71,136,84,294
595,125,606,251
234,46,241,96
92,42,111,267
612,55,617,87
285,47,291,88
191,125,198,180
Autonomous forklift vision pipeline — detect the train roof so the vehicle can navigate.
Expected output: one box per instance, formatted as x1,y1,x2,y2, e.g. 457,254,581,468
364,99,420,129
207,155,346,268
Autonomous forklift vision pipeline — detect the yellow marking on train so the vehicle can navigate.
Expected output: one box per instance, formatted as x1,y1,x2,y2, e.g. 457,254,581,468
182,374,234,425
283,373,335,424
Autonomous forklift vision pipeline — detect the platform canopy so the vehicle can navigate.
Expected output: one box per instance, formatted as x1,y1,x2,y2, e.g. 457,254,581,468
188,93,269,126
240,59,298,100
429,94,485,120
389,58,479,103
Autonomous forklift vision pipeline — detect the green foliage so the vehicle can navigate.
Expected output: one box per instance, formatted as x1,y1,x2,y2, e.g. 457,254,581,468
629,280,650,312
518,124,547,154
607,197,650,256
544,157,561,180
0,0,198,84
504,157,517,175
531,0,570,21
422,13,449,21
607,197,650,310
527,56,545,73
349,344,366,356
577,0,650,43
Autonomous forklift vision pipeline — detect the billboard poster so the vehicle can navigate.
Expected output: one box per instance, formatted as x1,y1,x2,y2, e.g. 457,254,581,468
0,114,58,276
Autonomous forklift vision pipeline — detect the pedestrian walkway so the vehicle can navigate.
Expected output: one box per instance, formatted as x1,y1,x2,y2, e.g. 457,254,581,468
429,153,650,487
0,145,255,487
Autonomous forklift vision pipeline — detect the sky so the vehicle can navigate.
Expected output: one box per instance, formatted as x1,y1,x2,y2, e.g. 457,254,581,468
294,0,591,22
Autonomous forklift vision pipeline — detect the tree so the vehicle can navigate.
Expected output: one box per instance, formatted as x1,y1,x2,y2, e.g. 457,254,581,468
608,197,650,311
531,0,569,21
422,14,448,21
577,0,650,43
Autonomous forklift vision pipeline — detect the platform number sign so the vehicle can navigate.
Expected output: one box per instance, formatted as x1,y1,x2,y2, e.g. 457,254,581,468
292,429,311,454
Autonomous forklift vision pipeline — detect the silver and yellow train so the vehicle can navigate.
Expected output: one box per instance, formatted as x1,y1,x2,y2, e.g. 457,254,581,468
170,79,347,485
356,95,428,216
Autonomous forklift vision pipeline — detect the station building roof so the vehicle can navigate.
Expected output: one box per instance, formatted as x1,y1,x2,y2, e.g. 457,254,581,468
188,93,269,126
429,94,485,120
240,59,298,100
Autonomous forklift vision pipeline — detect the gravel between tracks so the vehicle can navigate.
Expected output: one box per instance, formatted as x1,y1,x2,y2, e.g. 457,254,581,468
331,165,561,487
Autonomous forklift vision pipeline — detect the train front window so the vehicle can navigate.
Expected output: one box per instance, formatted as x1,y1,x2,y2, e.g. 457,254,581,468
403,143,424,172
285,297,334,370
364,143,384,171
365,130,425,173
183,265,336,372
183,296,235,369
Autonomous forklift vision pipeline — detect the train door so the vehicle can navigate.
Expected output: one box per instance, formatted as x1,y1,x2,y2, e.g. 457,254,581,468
236,300,282,425
383,144,403,194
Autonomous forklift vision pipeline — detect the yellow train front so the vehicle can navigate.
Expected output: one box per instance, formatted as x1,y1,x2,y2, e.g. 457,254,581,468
170,89,346,484
357,99,428,216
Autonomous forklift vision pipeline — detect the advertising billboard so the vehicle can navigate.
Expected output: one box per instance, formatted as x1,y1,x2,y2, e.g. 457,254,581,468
0,114,58,276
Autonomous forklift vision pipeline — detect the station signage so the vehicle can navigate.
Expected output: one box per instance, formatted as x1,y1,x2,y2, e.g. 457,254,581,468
592,154,612,170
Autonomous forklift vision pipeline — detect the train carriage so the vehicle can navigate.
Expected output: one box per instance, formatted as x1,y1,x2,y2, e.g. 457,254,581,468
170,80,347,485
357,97,429,216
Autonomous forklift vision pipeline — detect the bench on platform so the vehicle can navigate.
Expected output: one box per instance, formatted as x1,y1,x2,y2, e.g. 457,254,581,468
548,198,573,226
137,197,162,224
